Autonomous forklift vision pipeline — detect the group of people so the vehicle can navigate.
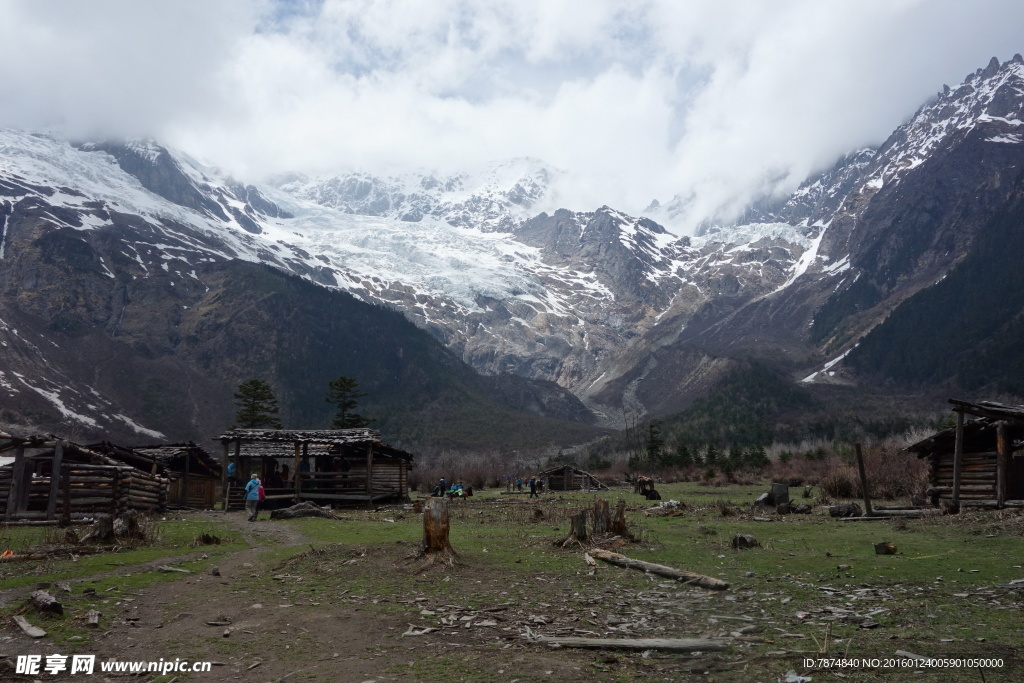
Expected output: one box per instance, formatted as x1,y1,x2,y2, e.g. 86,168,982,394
504,475,544,497
431,478,474,498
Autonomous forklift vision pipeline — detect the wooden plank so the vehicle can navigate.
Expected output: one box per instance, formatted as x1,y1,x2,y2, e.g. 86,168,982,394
11,615,46,638
952,410,964,506
221,441,229,512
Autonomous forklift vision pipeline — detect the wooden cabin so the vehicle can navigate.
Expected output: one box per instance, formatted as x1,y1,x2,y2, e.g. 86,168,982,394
214,429,414,508
0,431,169,521
89,442,221,508
538,464,607,491
905,399,1024,508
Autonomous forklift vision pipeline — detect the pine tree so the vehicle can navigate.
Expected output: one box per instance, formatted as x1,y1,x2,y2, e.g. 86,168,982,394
233,379,282,429
705,444,719,466
645,421,665,467
326,376,375,429
674,442,693,467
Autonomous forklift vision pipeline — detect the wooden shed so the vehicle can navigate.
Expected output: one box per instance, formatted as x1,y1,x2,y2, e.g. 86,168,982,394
89,442,221,508
905,399,1024,508
538,465,608,491
0,431,169,521
214,428,414,508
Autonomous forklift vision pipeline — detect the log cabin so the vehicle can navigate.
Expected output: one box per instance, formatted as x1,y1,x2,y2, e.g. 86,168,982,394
537,464,608,491
905,399,1024,508
89,442,221,508
214,428,414,509
0,431,169,521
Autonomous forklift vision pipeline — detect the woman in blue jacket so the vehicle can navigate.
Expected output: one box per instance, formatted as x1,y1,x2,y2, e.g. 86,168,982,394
245,474,261,522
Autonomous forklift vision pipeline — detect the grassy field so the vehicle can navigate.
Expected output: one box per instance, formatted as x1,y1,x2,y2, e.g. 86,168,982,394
0,483,1020,681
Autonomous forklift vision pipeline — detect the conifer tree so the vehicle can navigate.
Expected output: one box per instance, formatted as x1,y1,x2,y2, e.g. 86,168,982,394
233,379,282,429
326,376,375,429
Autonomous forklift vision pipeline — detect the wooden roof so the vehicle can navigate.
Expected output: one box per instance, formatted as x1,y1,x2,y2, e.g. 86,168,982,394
215,429,414,462
905,398,1024,457
948,399,1024,422
216,428,382,445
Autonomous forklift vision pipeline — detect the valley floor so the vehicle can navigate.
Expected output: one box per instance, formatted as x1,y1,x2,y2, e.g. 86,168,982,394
0,484,1021,681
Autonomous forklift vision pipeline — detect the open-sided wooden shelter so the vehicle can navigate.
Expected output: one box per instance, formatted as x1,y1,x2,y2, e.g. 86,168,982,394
538,464,608,491
0,431,169,521
905,399,1024,508
214,429,414,508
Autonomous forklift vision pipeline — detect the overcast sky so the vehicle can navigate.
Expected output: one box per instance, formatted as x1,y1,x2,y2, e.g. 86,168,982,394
3,0,1024,231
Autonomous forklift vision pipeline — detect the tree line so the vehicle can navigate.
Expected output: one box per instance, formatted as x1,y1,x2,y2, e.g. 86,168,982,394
232,376,374,430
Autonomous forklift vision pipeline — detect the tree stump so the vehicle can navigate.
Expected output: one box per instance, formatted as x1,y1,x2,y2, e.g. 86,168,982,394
592,498,610,535
29,590,63,615
416,498,457,570
79,515,115,544
610,499,632,539
559,510,589,548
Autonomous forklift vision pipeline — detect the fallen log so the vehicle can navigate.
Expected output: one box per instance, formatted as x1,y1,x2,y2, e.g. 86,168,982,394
536,635,730,651
589,549,729,590
269,502,338,520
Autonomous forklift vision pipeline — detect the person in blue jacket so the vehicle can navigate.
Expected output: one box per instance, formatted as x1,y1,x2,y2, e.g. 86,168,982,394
245,473,261,522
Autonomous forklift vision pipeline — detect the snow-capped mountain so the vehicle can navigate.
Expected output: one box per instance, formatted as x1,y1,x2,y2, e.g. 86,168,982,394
274,158,554,231
3,54,1024,438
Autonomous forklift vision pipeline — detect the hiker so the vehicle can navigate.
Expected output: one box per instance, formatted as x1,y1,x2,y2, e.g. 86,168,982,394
245,473,261,522
515,477,523,492
226,460,238,486
529,477,538,498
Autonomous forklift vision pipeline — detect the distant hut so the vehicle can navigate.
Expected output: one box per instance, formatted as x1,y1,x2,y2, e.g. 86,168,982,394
538,464,608,491
0,431,169,522
905,399,1024,508
214,429,414,508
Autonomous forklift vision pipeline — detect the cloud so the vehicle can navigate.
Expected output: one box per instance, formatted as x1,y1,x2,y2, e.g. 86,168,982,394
2,0,1023,232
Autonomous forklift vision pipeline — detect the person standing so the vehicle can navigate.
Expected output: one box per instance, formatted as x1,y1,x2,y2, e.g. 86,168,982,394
529,477,538,498
245,473,261,522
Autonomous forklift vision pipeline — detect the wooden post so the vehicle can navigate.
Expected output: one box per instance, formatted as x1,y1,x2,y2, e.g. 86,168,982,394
366,443,373,497
61,465,71,526
183,447,191,508
854,443,873,517
996,421,1009,509
952,410,964,506
293,442,301,494
5,446,26,521
46,442,65,521
221,440,229,516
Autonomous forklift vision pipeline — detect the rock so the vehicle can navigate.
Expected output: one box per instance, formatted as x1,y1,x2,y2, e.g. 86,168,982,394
874,542,897,555
776,503,792,515
754,492,773,507
732,534,760,549
792,503,813,514
829,503,863,518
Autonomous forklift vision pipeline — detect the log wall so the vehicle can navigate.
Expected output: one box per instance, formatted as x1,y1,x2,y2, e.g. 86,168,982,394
0,463,168,519
930,450,997,500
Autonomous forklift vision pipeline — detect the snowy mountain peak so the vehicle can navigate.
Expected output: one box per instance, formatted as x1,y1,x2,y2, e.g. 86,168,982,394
274,158,558,232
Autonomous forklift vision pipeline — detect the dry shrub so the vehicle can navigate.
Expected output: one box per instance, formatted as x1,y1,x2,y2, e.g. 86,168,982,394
715,499,738,516
819,446,928,500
